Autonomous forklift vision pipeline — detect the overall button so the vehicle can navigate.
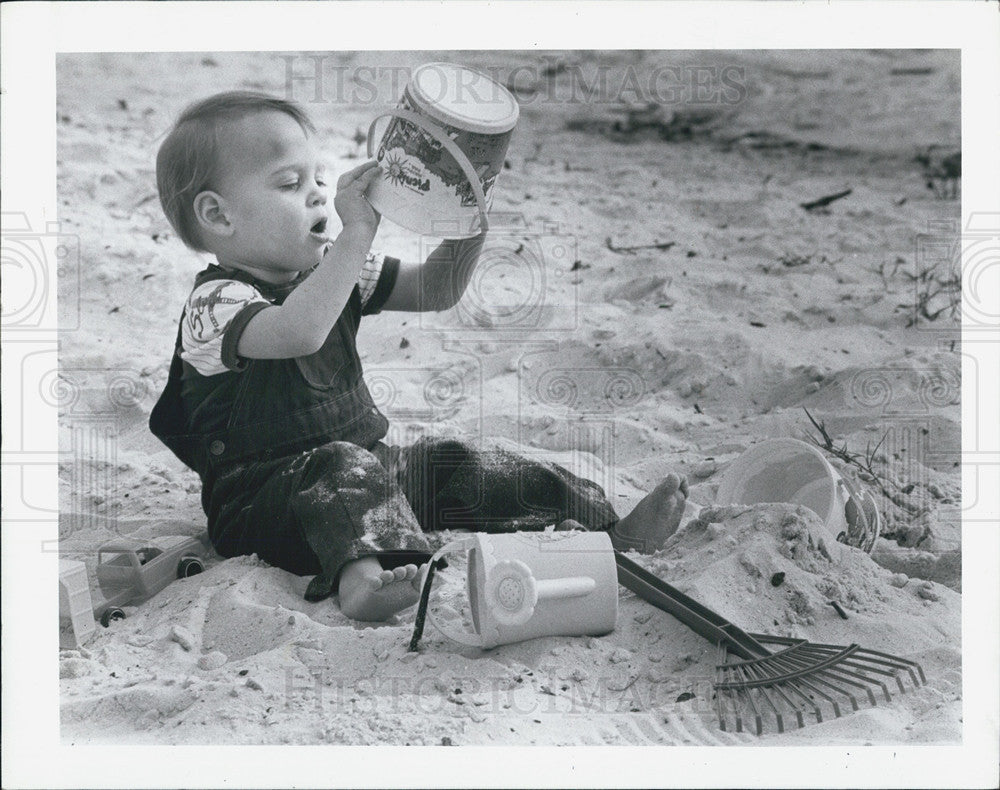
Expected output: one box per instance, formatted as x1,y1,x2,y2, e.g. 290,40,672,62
209,440,226,456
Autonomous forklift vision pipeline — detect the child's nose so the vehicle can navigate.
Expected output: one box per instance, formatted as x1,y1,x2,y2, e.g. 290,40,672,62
309,184,327,206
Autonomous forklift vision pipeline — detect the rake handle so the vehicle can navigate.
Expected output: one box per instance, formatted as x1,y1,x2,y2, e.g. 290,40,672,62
615,551,770,660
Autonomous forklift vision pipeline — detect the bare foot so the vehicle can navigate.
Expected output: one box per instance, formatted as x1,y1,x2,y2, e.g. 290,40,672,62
337,557,425,622
610,473,689,553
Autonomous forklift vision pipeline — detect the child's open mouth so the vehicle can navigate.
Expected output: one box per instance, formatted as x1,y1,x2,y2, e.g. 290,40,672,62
309,217,329,242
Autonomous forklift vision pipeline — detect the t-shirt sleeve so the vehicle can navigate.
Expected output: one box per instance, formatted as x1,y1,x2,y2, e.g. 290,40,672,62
180,280,271,375
359,251,400,316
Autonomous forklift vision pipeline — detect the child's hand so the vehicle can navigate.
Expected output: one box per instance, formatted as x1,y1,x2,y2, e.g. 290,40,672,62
335,160,383,230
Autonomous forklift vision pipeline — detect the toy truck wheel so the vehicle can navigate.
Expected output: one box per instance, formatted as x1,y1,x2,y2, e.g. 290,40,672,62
177,557,204,578
100,607,125,627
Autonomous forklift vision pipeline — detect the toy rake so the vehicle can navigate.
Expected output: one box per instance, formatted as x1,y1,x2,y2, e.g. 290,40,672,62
616,552,926,735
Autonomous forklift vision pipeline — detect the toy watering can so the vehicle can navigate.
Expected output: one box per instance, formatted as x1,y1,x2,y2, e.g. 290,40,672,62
425,531,618,649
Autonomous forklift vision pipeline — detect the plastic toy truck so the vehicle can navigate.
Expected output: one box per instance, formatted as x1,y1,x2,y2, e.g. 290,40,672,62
94,535,206,626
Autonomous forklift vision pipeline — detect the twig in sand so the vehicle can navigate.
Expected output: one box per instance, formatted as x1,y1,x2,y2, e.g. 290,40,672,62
802,408,921,516
868,257,907,289
605,237,677,255
915,147,960,200
897,264,961,326
800,189,852,212
779,253,813,268
868,255,959,326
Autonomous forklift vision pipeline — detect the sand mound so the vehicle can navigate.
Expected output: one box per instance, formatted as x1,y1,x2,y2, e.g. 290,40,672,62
645,504,958,649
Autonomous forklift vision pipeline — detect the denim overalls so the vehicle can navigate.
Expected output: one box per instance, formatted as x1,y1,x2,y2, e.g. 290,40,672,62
150,263,390,491
151,263,620,601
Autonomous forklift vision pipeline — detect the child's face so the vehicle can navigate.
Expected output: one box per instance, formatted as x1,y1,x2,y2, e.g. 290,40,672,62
212,111,331,277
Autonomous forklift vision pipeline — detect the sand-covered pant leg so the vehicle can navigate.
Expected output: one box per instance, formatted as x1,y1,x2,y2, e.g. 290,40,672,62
207,441,433,601
384,437,620,534
206,437,620,602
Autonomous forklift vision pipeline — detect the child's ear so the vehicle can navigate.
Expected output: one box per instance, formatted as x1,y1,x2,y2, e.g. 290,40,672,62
193,191,234,238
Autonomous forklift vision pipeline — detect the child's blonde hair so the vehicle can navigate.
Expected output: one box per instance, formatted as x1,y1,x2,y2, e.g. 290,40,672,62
156,90,316,250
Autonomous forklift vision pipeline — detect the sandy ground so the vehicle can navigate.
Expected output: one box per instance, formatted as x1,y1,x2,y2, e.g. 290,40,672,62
56,50,963,746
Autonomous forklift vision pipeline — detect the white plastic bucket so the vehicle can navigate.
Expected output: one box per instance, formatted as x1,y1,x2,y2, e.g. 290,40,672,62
365,62,519,239
714,438,880,553
426,531,618,649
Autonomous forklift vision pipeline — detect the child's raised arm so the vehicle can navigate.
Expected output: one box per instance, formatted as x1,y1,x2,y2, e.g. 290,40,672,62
236,161,382,358
379,232,487,313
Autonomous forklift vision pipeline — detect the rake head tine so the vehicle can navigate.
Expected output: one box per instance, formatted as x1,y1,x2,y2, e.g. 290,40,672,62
814,644,926,692
792,685,823,722
716,649,768,735
754,683,784,734
819,663,900,715
836,678,860,712
716,686,733,733
888,655,925,689
778,679,819,727
866,669,901,700
716,644,733,733
755,665,825,727
817,666,874,711
819,665,879,707
784,658,860,714
833,660,895,702
764,670,814,733
787,671,842,720
741,678,765,735
707,635,926,735
880,652,927,693
746,668,786,733
761,686,786,733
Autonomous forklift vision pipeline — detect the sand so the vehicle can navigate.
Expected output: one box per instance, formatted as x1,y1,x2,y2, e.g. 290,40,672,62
56,50,965,748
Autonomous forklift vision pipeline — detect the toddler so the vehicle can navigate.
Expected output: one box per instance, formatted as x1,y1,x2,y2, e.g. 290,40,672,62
150,91,688,622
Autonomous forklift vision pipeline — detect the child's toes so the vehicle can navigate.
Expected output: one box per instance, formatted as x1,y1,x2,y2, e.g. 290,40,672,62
390,566,409,583
659,473,681,498
400,563,418,581
377,569,396,587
